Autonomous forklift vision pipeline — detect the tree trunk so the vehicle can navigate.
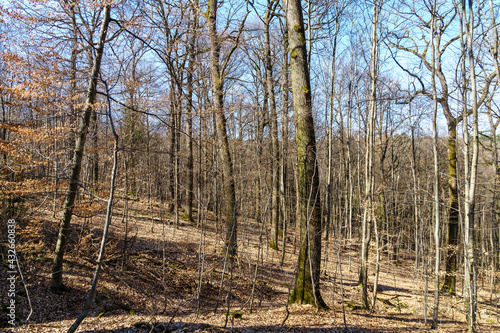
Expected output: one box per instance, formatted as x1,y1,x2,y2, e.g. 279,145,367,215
67,81,119,333
488,0,500,270
443,120,459,295
285,0,327,309
168,80,176,213
280,20,290,266
463,1,478,330
264,1,280,251
185,2,197,222
206,0,238,256
360,0,380,310
430,1,441,326
51,4,111,291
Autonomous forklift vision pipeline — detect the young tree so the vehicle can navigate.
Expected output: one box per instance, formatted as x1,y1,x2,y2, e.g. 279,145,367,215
462,0,478,330
430,0,441,327
360,0,380,310
487,0,500,271
185,1,198,222
264,0,281,251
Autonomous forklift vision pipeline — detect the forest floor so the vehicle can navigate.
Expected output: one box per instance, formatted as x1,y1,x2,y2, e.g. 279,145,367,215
1,196,500,332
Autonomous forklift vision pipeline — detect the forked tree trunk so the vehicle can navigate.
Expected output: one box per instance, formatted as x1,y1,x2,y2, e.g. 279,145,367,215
51,4,111,290
285,0,327,309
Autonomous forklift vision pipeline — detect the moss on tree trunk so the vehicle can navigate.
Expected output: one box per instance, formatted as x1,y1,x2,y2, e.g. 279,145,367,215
285,0,327,309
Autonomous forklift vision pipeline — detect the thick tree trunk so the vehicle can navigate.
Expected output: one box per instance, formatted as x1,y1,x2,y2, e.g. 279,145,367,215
285,0,326,309
51,4,111,291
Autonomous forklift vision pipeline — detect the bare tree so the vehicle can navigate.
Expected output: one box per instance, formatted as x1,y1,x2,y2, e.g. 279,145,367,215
285,0,327,309
203,0,249,256
51,4,112,291
430,0,440,327
462,0,478,330
360,0,380,310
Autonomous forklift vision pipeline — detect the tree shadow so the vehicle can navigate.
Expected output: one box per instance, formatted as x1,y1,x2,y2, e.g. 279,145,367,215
78,320,428,332
355,312,463,325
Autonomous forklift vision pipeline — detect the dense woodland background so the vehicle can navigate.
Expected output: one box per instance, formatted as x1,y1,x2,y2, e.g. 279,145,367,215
1,0,500,332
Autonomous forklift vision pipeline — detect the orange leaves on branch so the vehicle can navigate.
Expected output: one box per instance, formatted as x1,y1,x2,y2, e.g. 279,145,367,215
1,50,71,115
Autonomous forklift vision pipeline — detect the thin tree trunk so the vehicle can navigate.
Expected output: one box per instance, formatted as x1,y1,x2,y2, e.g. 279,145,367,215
185,1,197,222
168,80,176,214
430,0,441,326
67,80,119,333
371,209,380,310
462,1,478,330
264,0,280,251
360,0,380,310
51,5,111,290
324,9,340,275
488,0,500,270
280,21,290,266
443,119,459,294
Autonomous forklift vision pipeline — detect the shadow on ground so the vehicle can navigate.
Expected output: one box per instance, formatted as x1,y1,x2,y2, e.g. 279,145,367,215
78,320,427,332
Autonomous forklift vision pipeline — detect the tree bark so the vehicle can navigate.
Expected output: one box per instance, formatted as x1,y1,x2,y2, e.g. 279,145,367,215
185,1,197,222
430,1,441,326
264,0,280,251
443,120,459,294
462,1,478,330
285,0,327,309
360,0,380,310
206,0,239,256
51,4,111,291
280,20,290,266
488,0,500,270
67,80,119,333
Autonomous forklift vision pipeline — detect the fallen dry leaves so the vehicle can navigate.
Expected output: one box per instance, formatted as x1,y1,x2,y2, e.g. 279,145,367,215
1,197,499,332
